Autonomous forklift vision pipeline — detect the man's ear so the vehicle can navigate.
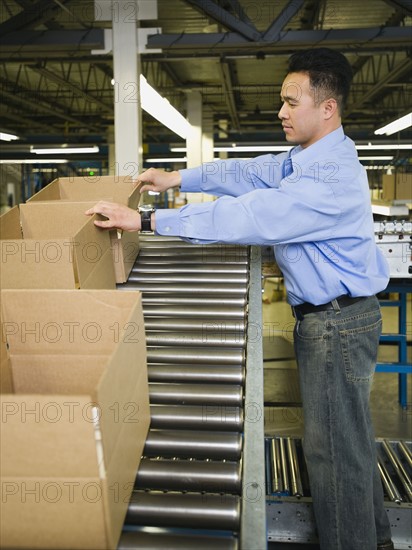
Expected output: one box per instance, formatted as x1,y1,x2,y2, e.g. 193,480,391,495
323,98,338,120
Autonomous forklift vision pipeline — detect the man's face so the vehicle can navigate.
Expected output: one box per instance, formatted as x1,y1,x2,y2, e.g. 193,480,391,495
278,72,326,149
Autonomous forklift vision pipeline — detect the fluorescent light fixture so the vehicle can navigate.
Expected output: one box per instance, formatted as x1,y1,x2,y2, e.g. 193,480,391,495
215,145,292,153
140,75,191,140
374,112,412,136
0,159,68,164
0,132,19,141
145,157,188,163
171,145,292,153
358,156,393,160
31,146,99,154
355,144,411,150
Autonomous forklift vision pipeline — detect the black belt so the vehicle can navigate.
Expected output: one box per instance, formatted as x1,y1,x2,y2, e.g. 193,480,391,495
293,295,366,316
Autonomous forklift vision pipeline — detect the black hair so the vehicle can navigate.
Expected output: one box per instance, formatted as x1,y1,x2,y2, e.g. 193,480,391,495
287,48,353,114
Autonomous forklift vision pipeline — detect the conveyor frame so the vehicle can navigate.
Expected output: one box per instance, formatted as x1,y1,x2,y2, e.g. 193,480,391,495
240,246,267,550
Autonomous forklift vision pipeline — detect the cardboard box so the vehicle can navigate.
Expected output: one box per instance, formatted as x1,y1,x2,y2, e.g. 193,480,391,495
382,173,412,201
0,203,116,289
0,289,150,549
27,176,142,283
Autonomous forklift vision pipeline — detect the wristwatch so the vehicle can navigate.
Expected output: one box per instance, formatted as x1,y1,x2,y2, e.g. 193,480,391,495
138,204,155,233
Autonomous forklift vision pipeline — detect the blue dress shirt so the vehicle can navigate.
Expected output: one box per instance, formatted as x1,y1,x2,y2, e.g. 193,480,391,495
155,127,390,305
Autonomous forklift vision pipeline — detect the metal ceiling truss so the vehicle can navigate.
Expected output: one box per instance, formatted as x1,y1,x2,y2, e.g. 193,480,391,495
347,53,412,118
0,0,410,153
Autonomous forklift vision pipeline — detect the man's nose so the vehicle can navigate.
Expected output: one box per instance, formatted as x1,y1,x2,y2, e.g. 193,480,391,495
278,103,287,119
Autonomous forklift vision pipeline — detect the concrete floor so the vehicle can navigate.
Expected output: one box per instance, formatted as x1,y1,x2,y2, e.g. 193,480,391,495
261,289,412,549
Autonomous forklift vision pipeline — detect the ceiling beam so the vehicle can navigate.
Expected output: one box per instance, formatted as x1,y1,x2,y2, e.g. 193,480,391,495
145,26,411,52
0,29,105,49
184,0,262,41
224,0,257,28
0,0,72,34
218,61,240,131
262,0,305,41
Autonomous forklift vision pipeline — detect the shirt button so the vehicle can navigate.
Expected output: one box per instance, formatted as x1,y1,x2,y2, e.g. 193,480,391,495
165,226,171,232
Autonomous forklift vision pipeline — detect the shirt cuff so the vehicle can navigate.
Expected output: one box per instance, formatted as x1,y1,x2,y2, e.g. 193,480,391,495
154,208,182,237
180,167,203,192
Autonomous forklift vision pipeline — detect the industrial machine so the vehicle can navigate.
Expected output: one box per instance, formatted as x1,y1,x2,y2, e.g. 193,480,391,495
374,220,412,279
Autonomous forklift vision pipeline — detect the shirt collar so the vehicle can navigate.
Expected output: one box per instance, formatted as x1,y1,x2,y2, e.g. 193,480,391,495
289,126,345,163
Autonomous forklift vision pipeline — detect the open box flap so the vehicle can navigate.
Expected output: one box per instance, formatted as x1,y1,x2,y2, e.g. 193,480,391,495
0,206,23,240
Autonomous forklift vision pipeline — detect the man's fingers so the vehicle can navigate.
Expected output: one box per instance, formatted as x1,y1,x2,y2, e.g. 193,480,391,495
93,219,113,229
140,184,154,193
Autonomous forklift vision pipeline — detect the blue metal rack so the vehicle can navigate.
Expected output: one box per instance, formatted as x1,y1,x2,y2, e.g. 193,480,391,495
376,280,412,408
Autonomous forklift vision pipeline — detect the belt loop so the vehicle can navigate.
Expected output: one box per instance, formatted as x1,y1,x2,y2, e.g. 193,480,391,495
331,298,341,314
291,306,303,320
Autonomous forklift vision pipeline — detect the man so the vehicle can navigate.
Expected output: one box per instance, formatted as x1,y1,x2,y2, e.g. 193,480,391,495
86,48,393,550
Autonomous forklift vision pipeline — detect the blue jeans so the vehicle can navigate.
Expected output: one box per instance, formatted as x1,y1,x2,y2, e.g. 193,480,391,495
293,296,392,550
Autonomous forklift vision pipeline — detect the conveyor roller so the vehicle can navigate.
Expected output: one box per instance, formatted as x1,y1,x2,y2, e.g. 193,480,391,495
143,430,243,460
135,458,242,493
148,364,245,384
149,405,243,431
126,492,241,531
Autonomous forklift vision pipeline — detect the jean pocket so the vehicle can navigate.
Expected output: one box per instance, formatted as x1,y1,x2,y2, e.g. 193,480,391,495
338,317,382,383
295,315,326,341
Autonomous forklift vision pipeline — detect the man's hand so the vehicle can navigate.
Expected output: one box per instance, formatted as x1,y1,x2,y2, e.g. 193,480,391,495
138,168,181,194
85,201,141,232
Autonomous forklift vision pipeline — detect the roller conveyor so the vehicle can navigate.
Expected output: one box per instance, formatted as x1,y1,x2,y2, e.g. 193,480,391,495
265,436,412,547
117,237,266,550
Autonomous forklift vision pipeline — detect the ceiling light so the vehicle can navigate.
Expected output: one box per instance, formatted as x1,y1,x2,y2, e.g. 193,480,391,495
358,156,393,160
31,146,99,154
171,145,293,153
0,159,68,164
0,132,19,141
374,112,412,136
145,157,187,163
140,75,191,140
355,144,411,150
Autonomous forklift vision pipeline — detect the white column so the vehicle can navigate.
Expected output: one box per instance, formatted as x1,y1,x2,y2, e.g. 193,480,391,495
218,119,229,160
201,106,215,202
185,91,203,203
186,93,216,203
186,91,203,168
112,1,142,177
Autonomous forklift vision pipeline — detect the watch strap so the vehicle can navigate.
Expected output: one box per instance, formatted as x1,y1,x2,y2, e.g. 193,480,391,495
140,210,153,232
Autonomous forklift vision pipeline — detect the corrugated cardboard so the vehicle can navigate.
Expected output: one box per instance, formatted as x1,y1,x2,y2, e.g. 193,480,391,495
0,289,150,549
382,172,412,201
0,203,116,289
27,176,142,283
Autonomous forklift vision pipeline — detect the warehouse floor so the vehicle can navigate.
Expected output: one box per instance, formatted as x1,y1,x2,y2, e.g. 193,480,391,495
262,288,412,550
